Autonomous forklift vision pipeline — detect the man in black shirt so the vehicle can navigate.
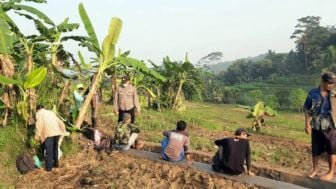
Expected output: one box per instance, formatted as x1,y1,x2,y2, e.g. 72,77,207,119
212,128,255,176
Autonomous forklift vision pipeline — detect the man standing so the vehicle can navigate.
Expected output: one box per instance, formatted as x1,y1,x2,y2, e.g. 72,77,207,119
34,105,66,172
73,84,85,111
304,71,336,181
113,75,140,124
212,128,254,176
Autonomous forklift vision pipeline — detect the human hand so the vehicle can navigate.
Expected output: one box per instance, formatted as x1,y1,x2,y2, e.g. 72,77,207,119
186,154,192,166
305,124,311,135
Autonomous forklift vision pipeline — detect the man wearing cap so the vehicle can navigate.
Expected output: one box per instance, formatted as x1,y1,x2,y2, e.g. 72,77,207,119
212,128,254,176
113,75,141,124
304,71,336,180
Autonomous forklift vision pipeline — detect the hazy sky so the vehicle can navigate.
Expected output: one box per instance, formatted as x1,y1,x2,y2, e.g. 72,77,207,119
8,0,336,64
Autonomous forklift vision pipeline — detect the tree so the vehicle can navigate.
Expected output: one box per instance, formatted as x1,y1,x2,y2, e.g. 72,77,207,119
290,16,331,72
73,3,123,129
289,89,307,112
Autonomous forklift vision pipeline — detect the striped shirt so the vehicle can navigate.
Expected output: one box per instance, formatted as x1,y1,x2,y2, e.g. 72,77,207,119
34,109,66,143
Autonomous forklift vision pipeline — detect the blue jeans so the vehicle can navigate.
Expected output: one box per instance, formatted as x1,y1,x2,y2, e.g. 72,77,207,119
161,137,184,162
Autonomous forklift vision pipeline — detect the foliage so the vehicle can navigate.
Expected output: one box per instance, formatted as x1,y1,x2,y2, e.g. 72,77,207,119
289,89,307,112
0,67,47,122
246,101,276,132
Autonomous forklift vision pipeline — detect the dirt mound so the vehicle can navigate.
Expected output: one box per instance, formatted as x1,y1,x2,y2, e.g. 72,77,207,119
16,148,259,189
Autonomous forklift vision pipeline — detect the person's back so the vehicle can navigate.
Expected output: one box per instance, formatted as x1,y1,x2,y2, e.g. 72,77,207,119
213,138,250,174
163,130,189,161
212,128,254,175
161,120,192,165
35,109,65,141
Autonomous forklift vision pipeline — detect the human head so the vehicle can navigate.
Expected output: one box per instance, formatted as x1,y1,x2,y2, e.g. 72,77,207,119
235,128,250,139
321,71,336,91
36,104,44,111
122,113,132,124
176,120,187,131
122,75,131,84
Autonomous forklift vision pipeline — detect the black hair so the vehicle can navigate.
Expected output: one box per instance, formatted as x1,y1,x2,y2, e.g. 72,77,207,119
123,75,130,82
36,104,44,111
176,120,187,131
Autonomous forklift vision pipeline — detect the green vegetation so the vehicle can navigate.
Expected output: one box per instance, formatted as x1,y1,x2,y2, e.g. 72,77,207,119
0,0,334,187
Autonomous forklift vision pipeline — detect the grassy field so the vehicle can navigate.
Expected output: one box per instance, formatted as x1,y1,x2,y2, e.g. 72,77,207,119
133,102,308,143
0,101,309,186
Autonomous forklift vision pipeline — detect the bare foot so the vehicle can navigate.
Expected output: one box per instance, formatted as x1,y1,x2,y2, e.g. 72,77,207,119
308,170,318,178
320,173,334,181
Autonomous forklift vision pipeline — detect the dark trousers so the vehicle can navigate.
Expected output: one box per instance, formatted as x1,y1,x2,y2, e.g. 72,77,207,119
118,107,135,123
44,135,60,171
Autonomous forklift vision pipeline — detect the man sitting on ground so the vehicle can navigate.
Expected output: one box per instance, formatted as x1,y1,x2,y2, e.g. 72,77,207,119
212,128,255,176
114,113,141,151
161,120,192,165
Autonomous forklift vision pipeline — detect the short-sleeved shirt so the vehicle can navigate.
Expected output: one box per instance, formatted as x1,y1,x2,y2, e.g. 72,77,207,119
303,87,332,130
163,131,189,161
113,84,140,112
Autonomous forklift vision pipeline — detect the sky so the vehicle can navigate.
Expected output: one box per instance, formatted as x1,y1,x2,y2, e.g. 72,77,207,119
8,0,336,64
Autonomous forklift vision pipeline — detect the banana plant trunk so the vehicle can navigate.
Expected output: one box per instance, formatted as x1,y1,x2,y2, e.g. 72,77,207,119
74,73,101,128
58,79,70,108
173,79,184,109
0,55,15,126
27,52,36,125
109,73,117,103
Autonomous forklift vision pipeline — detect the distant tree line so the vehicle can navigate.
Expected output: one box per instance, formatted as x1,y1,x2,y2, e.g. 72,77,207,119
195,16,336,111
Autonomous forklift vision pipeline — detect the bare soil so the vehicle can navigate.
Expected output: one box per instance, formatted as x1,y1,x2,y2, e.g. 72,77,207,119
16,138,259,189
15,113,333,188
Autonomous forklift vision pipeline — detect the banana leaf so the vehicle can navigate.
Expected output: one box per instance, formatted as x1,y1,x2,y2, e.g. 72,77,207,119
15,12,49,36
0,74,21,85
17,101,28,121
78,3,100,54
265,106,277,116
56,18,79,32
11,4,54,25
0,19,14,54
102,17,123,66
252,101,265,118
23,66,47,89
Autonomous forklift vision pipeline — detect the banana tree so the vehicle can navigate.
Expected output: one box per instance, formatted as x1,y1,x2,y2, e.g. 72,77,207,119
115,55,166,107
0,66,47,124
246,101,276,132
0,17,15,126
157,54,200,110
1,1,56,124
73,3,123,129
